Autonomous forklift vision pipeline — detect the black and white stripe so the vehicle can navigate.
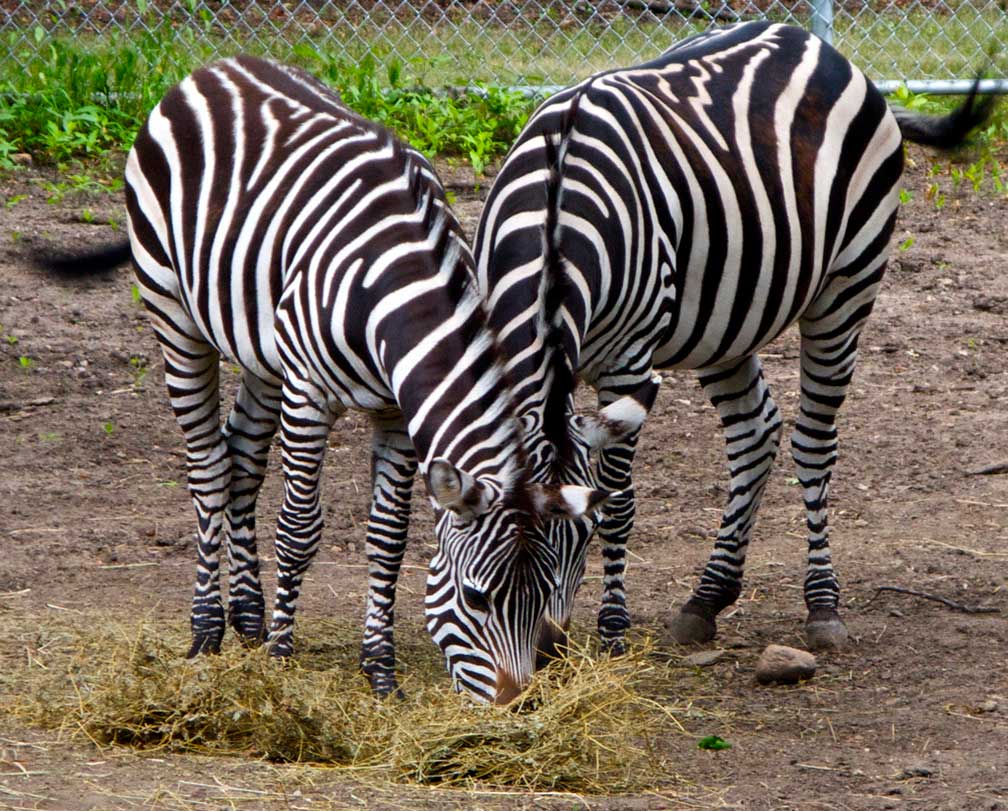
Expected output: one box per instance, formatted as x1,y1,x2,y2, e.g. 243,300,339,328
45,55,617,703
474,22,992,652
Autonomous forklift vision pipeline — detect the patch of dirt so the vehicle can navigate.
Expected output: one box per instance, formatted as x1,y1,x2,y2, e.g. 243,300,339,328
1,147,1006,810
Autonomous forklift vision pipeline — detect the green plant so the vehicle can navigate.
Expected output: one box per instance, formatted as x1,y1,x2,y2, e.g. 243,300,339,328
898,236,915,252
38,174,122,204
926,182,946,210
898,188,912,205
102,421,115,435
129,355,148,388
2,23,1001,178
697,735,732,751
0,32,535,174
17,355,33,370
6,334,18,346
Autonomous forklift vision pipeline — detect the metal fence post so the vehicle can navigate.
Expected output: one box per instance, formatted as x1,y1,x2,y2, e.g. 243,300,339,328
811,0,835,45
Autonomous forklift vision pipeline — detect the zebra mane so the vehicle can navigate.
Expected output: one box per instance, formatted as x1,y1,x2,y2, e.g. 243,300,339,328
406,150,531,504
539,93,582,475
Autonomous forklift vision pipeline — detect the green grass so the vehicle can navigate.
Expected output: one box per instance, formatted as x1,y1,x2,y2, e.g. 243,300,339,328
0,11,1004,176
834,7,1007,82
0,25,535,172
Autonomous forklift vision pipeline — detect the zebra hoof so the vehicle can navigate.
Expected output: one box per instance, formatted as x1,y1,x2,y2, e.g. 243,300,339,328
228,600,265,646
805,609,848,651
186,632,222,658
597,606,630,656
374,685,406,701
366,675,404,700
267,635,294,659
664,605,717,645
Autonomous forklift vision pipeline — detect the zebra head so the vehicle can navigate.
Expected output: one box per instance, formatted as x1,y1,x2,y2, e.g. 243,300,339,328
424,459,612,704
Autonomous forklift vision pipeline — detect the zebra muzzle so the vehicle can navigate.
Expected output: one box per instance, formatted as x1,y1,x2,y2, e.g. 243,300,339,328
534,617,570,670
493,668,526,705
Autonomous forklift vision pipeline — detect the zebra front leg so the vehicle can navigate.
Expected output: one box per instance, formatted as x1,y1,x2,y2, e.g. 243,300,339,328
267,381,338,658
223,374,281,646
359,419,417,697
595,427,641,656
590,373,660,655
160,339,231,657
667,356,782,645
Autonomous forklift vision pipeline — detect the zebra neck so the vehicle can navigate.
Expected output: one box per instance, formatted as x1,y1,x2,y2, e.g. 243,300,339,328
377,292,525,490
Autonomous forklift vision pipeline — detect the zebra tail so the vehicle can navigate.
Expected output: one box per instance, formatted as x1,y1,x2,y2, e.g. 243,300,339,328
890,75,997,149
541,94,582,471
34,240,132,277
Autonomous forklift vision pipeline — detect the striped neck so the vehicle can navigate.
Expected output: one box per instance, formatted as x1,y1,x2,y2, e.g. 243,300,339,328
377,214,526,493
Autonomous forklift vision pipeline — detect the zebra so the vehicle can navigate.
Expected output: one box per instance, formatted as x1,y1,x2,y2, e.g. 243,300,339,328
473,21,994,655
39,55,647,703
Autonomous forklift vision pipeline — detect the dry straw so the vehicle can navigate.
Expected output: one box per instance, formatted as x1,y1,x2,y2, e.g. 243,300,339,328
5,620,699,793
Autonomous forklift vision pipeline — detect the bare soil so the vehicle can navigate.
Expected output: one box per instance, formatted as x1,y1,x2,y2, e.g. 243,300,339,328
1,148,1006,810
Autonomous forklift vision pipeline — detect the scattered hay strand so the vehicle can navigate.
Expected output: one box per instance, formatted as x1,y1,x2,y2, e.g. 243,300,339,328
3,620,704,793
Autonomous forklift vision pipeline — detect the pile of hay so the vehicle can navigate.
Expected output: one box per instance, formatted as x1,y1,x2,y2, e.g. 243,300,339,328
6,620,698,793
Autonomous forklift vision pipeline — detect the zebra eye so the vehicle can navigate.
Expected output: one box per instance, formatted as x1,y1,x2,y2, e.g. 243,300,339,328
461,584,490,615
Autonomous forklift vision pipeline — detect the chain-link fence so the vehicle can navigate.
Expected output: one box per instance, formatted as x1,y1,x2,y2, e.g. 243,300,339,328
2,2,1006,92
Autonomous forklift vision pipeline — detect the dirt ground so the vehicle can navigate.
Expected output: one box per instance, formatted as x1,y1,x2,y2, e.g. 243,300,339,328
1,146,1006,810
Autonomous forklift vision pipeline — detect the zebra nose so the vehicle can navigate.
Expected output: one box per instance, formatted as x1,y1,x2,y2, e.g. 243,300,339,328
534,619,569,670
493,669,525,705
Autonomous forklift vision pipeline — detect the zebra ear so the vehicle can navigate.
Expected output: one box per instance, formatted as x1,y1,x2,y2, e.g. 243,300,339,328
428,459,494,521
531,484,614,521
572,374,661,451
518,412,538,436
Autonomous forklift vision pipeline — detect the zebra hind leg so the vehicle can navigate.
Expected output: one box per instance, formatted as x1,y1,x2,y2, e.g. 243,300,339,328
266,380,339,658
666,356,783,645
158,337,232,657
359,419,417,698
222,374,281,646
793,313,874,650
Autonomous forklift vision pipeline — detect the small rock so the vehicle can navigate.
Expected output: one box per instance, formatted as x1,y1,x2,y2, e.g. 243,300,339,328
11,152,32,166
973,295,1008,314
755,644,817,685
683,649,725,667
898,763,934,779
979,699,999,713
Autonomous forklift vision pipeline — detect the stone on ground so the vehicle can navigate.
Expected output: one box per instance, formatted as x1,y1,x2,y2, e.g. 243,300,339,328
755,644,817,685
683,649,725,667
